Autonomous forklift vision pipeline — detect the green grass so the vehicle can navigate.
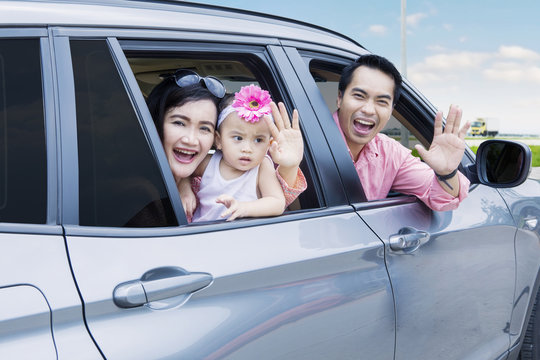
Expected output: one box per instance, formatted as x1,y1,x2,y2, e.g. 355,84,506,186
527,146,540,167
412,145,540,167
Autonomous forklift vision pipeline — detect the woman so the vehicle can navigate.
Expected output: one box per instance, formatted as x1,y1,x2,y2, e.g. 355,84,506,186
146,69,306,223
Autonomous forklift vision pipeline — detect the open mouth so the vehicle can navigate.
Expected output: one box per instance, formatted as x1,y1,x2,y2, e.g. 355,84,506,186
353,118,376,135
173,148,198,163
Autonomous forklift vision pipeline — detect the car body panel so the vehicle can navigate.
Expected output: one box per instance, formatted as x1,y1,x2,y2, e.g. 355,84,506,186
65,214,395,359
357,185,517,360
2,1,540,359
0,285,56,359
0,229,102,359
0,0,362,54
498,179,540,348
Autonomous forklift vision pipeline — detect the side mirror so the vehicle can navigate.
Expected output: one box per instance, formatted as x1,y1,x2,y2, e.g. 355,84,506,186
465,140,531,188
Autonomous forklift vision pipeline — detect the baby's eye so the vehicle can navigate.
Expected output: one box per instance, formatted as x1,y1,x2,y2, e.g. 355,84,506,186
255,137,265,143
233,135,242,141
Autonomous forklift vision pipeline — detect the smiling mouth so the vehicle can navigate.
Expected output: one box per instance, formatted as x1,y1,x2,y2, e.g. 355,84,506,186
173,148,198,163
353,118,376,135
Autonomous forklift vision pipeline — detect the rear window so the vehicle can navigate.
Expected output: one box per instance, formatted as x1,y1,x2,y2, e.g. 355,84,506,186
71,40,177,227
0,39,47,224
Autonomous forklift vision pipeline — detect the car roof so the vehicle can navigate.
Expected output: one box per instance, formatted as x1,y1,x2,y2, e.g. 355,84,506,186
0,0,365,53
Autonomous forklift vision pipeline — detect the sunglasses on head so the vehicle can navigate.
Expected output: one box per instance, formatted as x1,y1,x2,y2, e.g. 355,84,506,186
173,69,226,99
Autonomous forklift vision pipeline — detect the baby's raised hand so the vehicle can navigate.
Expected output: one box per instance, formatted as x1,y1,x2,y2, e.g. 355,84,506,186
265,102,303,169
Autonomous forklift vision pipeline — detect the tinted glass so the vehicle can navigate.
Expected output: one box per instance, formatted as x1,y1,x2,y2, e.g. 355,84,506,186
71,40,177,227
0,39,47,224
484,142,524,183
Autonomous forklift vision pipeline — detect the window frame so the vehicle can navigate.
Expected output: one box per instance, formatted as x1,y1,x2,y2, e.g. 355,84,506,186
292,48,477,210
53,30,352,236
287,48,367,204
115,39,343,216
0,29,60,234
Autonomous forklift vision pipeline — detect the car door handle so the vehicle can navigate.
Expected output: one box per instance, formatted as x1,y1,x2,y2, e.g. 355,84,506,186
113,267,213,308
389,227,430,254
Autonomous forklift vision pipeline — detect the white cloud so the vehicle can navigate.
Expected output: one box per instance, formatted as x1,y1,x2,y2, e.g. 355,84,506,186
422,51,490,70
427,44,447,52
514,96,540,108
497,45,540,61
406,12,428,27
459,36,467,43
368,24,387,35
483,62,540,83
443,23,453,31
407,71,444,84
406,45,540,135
407,50,491,86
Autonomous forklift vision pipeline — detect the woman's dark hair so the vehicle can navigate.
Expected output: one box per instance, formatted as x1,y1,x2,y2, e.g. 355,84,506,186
146,77,221,139
338,54,403,106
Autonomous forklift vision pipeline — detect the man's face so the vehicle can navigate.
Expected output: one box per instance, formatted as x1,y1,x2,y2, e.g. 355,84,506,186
337,66,395,158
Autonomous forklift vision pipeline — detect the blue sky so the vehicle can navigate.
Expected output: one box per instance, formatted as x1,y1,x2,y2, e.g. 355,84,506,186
189,0,540,135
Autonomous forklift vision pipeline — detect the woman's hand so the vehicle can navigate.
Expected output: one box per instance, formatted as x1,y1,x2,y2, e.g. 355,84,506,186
177,178,197,218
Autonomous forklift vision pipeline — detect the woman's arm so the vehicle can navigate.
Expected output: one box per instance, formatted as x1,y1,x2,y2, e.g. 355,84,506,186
178,153,212,218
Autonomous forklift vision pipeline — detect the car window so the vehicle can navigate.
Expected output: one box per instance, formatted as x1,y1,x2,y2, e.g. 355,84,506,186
70,40,177,227
0,38,47,224
122,45,322,213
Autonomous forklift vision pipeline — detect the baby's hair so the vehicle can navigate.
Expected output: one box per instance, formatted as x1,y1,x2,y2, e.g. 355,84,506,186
218,93,235,113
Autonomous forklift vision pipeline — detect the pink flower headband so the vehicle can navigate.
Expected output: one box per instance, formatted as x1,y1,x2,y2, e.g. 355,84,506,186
217,84,272,128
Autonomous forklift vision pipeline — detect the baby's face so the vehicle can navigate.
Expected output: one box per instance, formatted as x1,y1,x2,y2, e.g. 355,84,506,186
216,113,272,173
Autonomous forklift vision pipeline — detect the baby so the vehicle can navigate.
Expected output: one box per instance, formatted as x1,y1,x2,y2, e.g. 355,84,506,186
184,84,286,222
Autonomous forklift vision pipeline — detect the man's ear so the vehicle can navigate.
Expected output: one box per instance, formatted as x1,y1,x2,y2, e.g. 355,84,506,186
336,91,343,109
215,131,222,150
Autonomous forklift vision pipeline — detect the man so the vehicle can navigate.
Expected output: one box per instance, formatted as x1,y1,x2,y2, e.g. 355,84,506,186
334,54,470,211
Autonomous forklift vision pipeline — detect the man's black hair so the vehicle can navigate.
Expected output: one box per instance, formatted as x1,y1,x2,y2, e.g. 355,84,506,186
338,54,403,105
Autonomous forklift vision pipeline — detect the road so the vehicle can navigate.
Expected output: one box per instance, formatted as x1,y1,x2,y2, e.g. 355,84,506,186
530,167,540,180
465,138,540,147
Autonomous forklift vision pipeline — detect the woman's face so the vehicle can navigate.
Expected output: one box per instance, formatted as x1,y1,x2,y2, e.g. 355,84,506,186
162,99,217,182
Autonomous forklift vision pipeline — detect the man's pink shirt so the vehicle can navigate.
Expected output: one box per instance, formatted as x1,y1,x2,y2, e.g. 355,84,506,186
333,112,470,211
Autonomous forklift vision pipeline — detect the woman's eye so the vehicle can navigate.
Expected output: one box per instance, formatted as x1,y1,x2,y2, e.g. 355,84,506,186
173,120,185,126
200,126,211,133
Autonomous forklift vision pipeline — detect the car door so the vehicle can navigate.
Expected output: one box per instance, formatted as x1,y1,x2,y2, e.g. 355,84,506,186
53,32,396,359
0,31,100,359
290,47,517,360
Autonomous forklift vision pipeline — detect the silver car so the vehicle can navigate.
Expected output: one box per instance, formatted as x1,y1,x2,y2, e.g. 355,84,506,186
1,1,539,359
